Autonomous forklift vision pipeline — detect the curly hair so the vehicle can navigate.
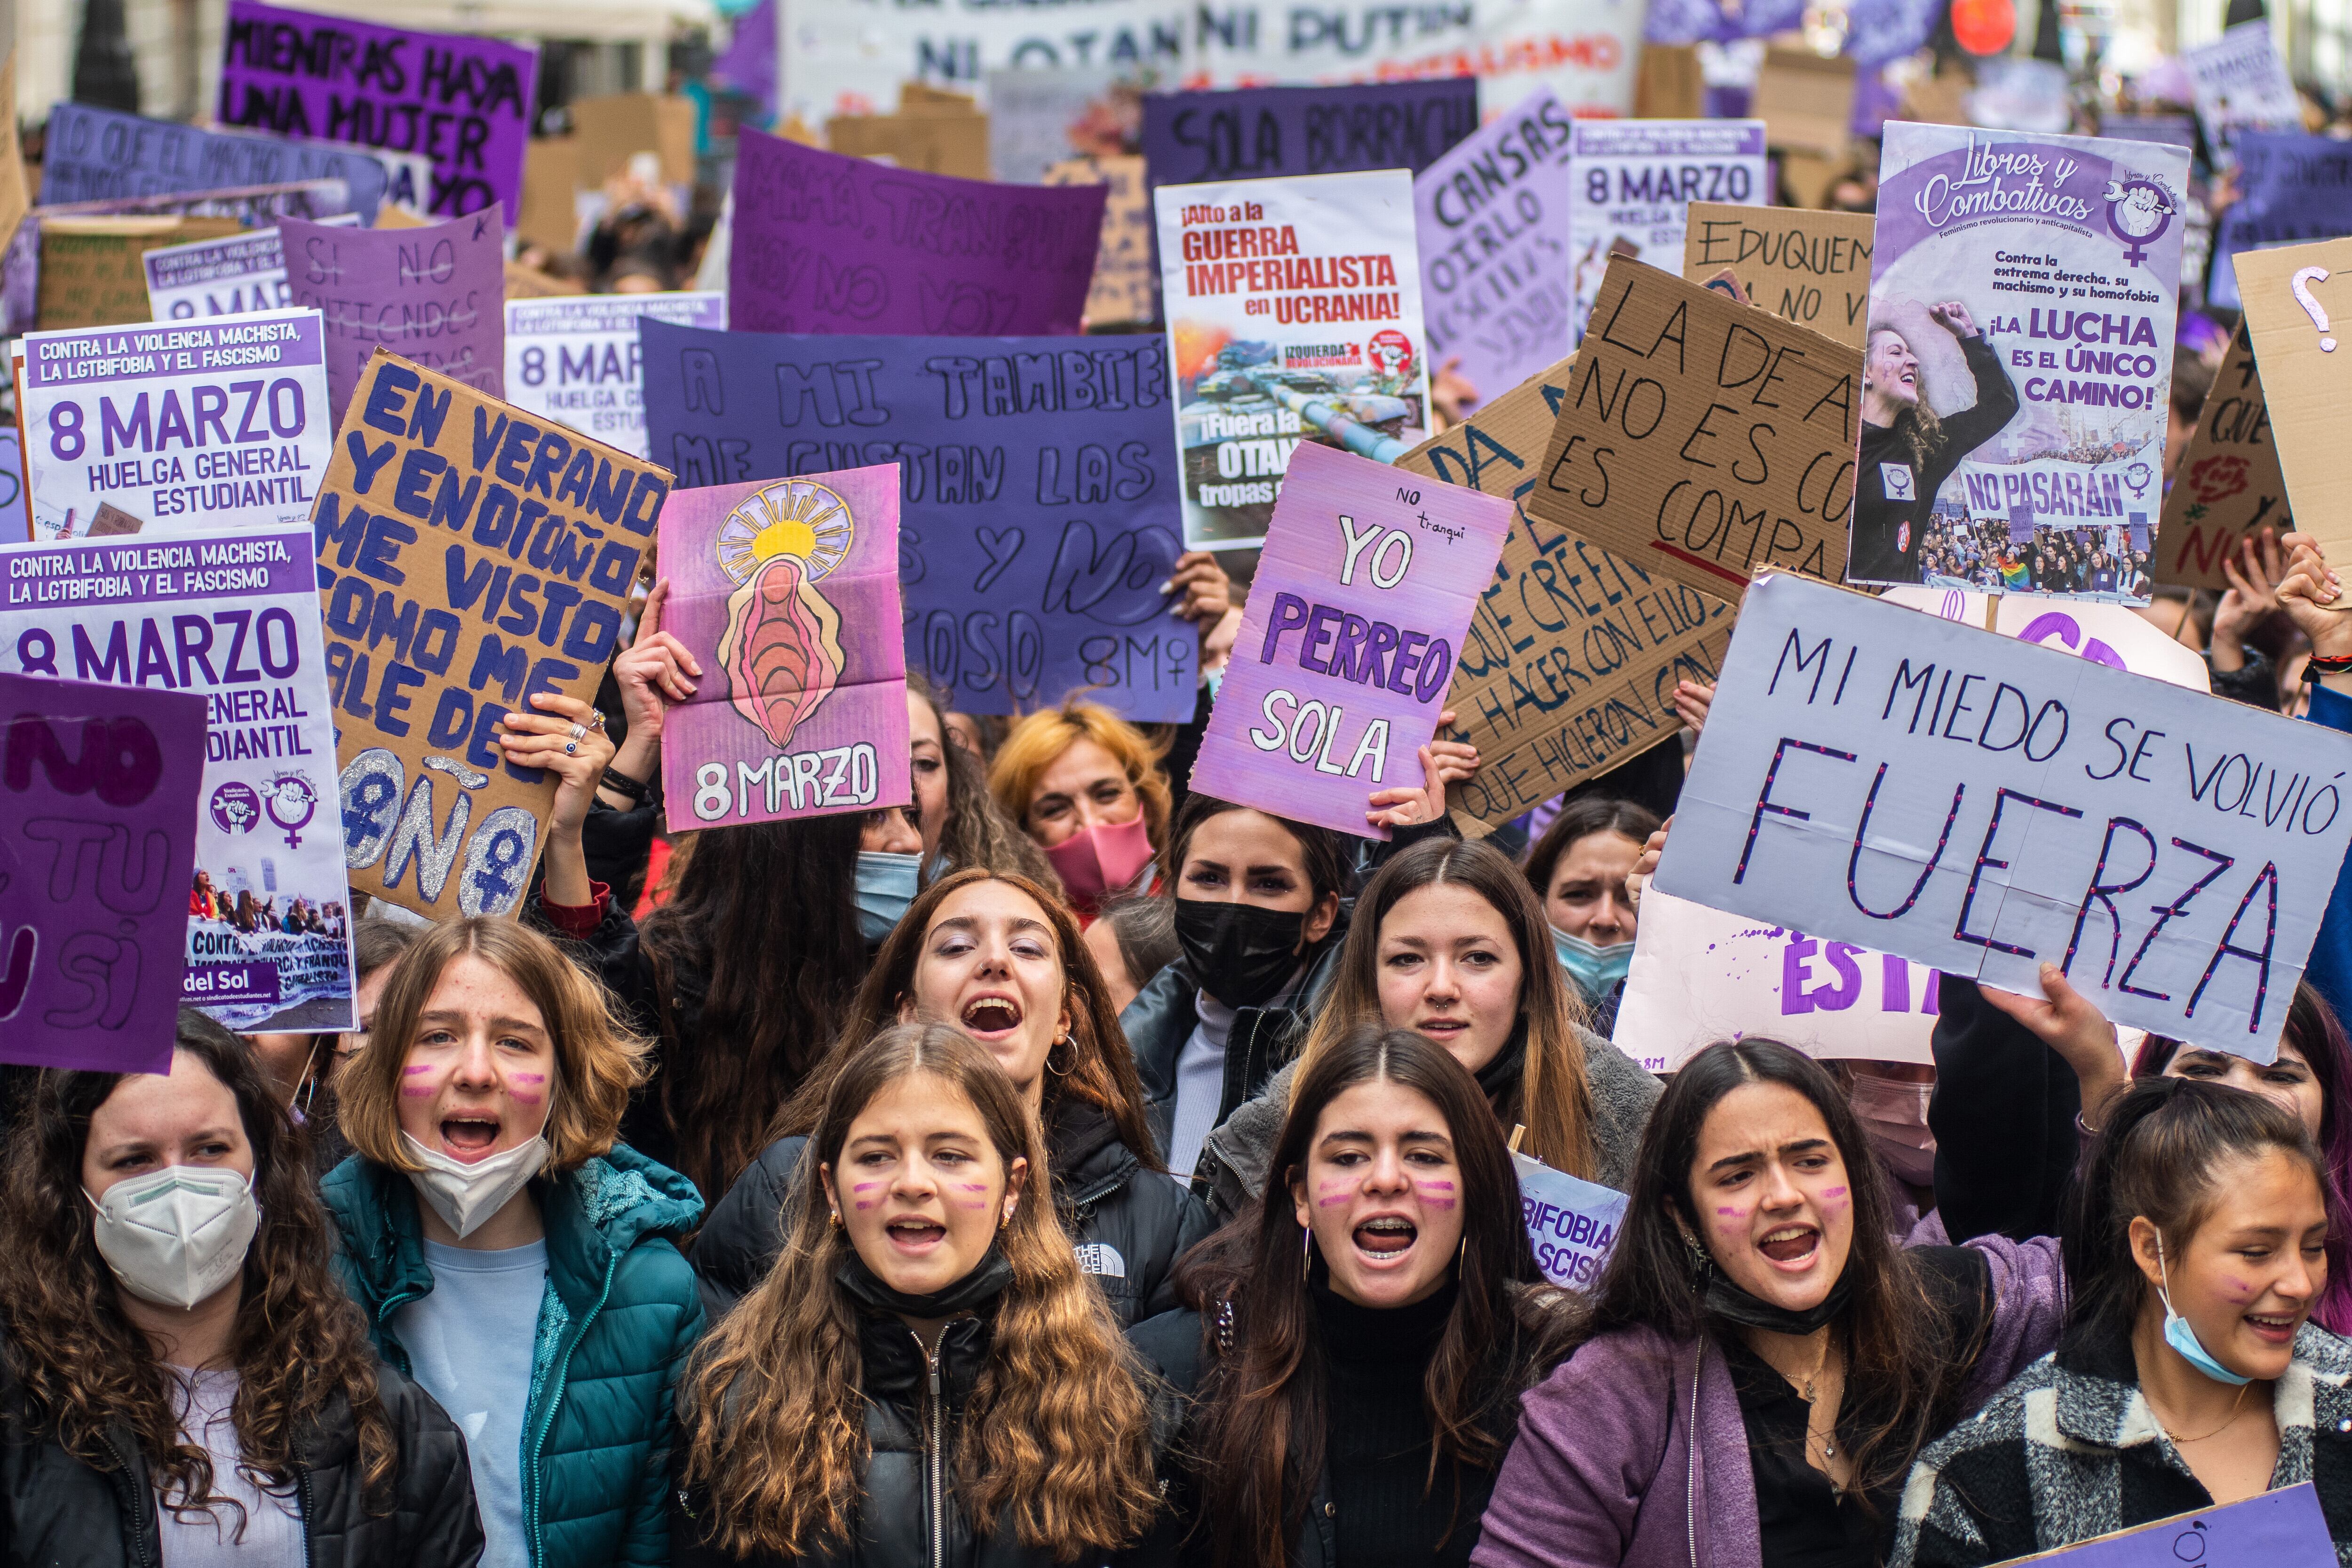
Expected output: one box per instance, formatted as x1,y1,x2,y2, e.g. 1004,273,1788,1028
0,1011,399,1525
680,1023,1160,1559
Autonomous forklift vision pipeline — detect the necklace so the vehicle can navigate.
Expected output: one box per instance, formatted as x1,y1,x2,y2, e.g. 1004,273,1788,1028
2152,1380,2251,1445
1787,1338,1841,1463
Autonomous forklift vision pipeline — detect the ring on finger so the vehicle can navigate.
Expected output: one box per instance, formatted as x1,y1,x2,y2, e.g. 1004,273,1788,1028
564,740,579,755
567,721,589,742
589,711,608,732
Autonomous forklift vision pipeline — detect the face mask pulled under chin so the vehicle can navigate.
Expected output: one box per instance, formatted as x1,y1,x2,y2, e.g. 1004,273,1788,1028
87,1166,261,1311
1043,815,1155,912
402,1132,549,1240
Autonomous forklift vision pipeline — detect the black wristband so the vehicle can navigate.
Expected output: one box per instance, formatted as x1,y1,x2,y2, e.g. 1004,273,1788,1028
599,766,651,804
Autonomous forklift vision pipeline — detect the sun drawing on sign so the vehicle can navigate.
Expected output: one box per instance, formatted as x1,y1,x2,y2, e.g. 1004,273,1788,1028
714,479,855,751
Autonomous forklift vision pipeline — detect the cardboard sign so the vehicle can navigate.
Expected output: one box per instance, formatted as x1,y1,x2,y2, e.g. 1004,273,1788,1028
280,211,505,424
1634,45,1704,120
1682,202,1875,351
1652,573,2352,1059
0,48,28,252
1566,120,1766,348
38,102,391,224
1529,256,1860,598
572,93,697,189
503,292,727,461
654,465,911,831
638,320,1198,721
0,527,355,1033
1394,355,1737,829
516,139,581,254
2183,21,2303,171
1042,156,1155,327
730,129,1104,338
1141,81,1481,189
21,308,332,541
1751,49,1857,161
217,0,538,224
2158,324,2291,590
1190,442,1513,840
142,215,362,321
1997,1484,2330,1567
37,217,246,330
1156,169,1431,552
2209,133,2352,311
0,668,206,1072
317,350,671,920
828,111,993,181
1414,90,1577,411
1514,1152,1626,1292
2237,239,2352,589
1855,125,2190,601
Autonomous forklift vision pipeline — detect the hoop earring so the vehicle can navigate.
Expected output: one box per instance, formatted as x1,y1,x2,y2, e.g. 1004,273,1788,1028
829,1209,843,1230
1045,1035,1075,1077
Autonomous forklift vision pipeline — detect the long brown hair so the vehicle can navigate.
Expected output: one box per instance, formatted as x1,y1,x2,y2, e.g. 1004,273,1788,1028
909,671,1062,889
1295,838,1597,1179
1174,1025,1579,1568
679,1023,1160,1559
0,1011,399,1520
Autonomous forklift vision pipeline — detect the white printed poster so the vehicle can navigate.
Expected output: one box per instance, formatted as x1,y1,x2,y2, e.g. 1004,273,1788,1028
143,216,361,322
503,291,727,461
20,308,334,541
1567,119,1766,347
1853,124,2191,603
0,526,356,1032
2184,22,2304,169
1155,168,1430,551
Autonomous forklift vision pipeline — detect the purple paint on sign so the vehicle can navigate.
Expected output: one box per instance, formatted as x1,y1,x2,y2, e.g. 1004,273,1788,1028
280,212,505,423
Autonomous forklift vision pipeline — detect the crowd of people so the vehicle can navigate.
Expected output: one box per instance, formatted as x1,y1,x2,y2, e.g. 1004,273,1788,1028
1916,515,2153,598
188,872,348,939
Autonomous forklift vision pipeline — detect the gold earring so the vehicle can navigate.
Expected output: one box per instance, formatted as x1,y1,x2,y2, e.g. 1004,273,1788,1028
1000,1207,1014,1231
829,1209,842,1230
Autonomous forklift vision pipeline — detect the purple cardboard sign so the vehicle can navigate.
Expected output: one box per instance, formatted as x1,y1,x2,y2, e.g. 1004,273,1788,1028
1141,80,1481,189
655,464,912,831
216,0,537,224
1192,441,1511,839
2012,1484,2330,1565
729,129,1106,337
280,210,504,423
0,669,207,1072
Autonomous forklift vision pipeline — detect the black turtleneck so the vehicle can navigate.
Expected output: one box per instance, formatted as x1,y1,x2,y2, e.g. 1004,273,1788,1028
1314,1278,1494,1568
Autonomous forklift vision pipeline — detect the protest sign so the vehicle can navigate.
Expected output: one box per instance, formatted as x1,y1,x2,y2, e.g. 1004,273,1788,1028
1682,202,1876,350
1394,354,1737,829
1881,586,2215,692
317,350,671,920
37,217,246,330
1141,81,1480,189
827,111,993,181
142,215,361,322
0,48,26,249
988,68,1122,185
280,210,504,424
1652,572,2352,1058
39,103,391,224
1413,90,1576,413
1565,120,1766,348
730,130,1105,339
216,0,537,224
2157,324,2292,590
654,465,911,831
517,139,581,255
1042,157,1155,327
1751,49,1856,161
1634,45,1704,119
1156,169,1431,552
1529,256,1860,598
640,320,1198,721
502,261,582,301
1999,1484,2331,1567
1190,442,1512,838
2209,133,2352,311
504,292,727,462
2235,239,2352,585
0,527,355,1033
1514,1152,1625,1291
0,668,205,1072
572,94,697,190
2184,22,2303,170
1853,124,2190,601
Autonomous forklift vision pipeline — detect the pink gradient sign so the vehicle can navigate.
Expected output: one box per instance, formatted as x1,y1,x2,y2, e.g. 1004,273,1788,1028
1191,441,1511,839
655,463,911,830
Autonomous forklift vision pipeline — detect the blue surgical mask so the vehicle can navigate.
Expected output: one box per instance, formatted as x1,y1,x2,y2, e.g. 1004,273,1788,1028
2157,1238,2254,1386
855,851,923,942
1550,923,1634,1001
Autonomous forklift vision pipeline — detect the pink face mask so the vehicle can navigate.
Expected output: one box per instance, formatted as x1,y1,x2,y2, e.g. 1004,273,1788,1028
1044,814,1155,913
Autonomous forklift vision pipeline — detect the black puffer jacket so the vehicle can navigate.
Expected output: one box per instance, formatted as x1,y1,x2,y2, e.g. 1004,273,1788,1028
693,1102,1212,1327
0,1348,484,1568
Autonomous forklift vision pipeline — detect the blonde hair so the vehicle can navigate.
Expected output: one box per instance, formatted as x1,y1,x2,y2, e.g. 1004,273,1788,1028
336,916,651,1173
987,700,1171,849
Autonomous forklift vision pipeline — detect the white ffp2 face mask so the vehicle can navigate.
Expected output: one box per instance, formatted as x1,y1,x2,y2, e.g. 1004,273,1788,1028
400,1132,549,1240
87,1166,260,1311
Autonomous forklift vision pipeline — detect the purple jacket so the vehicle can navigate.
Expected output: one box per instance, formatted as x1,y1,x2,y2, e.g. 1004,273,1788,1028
1470,1234,2066,1568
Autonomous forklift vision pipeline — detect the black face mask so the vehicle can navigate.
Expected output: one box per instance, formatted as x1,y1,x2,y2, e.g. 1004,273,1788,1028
837,1246,1016,1318
1176,899,1309,1009
1702,1260,1854,1336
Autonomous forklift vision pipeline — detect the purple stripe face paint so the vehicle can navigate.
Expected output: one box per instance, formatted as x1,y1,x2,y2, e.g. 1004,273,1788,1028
1414,1180,1458,1210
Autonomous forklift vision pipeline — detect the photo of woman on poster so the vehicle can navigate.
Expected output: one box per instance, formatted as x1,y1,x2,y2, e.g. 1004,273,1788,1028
1849,301,2020,585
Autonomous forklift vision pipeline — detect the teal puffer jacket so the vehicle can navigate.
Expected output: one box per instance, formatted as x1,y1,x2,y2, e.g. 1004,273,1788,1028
321,1144,707,1568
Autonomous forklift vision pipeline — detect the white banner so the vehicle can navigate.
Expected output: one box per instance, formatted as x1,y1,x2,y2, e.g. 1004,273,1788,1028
1566,119,1766,347
143,215,361,323
503,291,726,461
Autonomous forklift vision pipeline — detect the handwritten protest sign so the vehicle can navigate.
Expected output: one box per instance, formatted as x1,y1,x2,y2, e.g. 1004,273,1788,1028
1142,81,1480,189
318,350,671,920
39,103,391,223
217,0,538,223
143,216,361,321
1514,1152,1625,1291
281,211,504,424
37,217,246,330
2209,134,2352,310
2235,240,2352,588
1653,573,2352,1059
2000,1484,2332,1567
730,130,1105,339
654,465,911,831
1395,355,1735,828
1529,256,1859,599
1565,120,1766,348
1191,442,1511,838
21,308,332,541
0,669,206,1072
2158,325,2291,590
504,293,726,462
640,320,1197,721
1856,124,2189,600
1042,157,1155,327
1413,90,1576,412
1682,202,1875,350
1156,169,1431,552
2184,22,2303,171
0,527,354,1032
